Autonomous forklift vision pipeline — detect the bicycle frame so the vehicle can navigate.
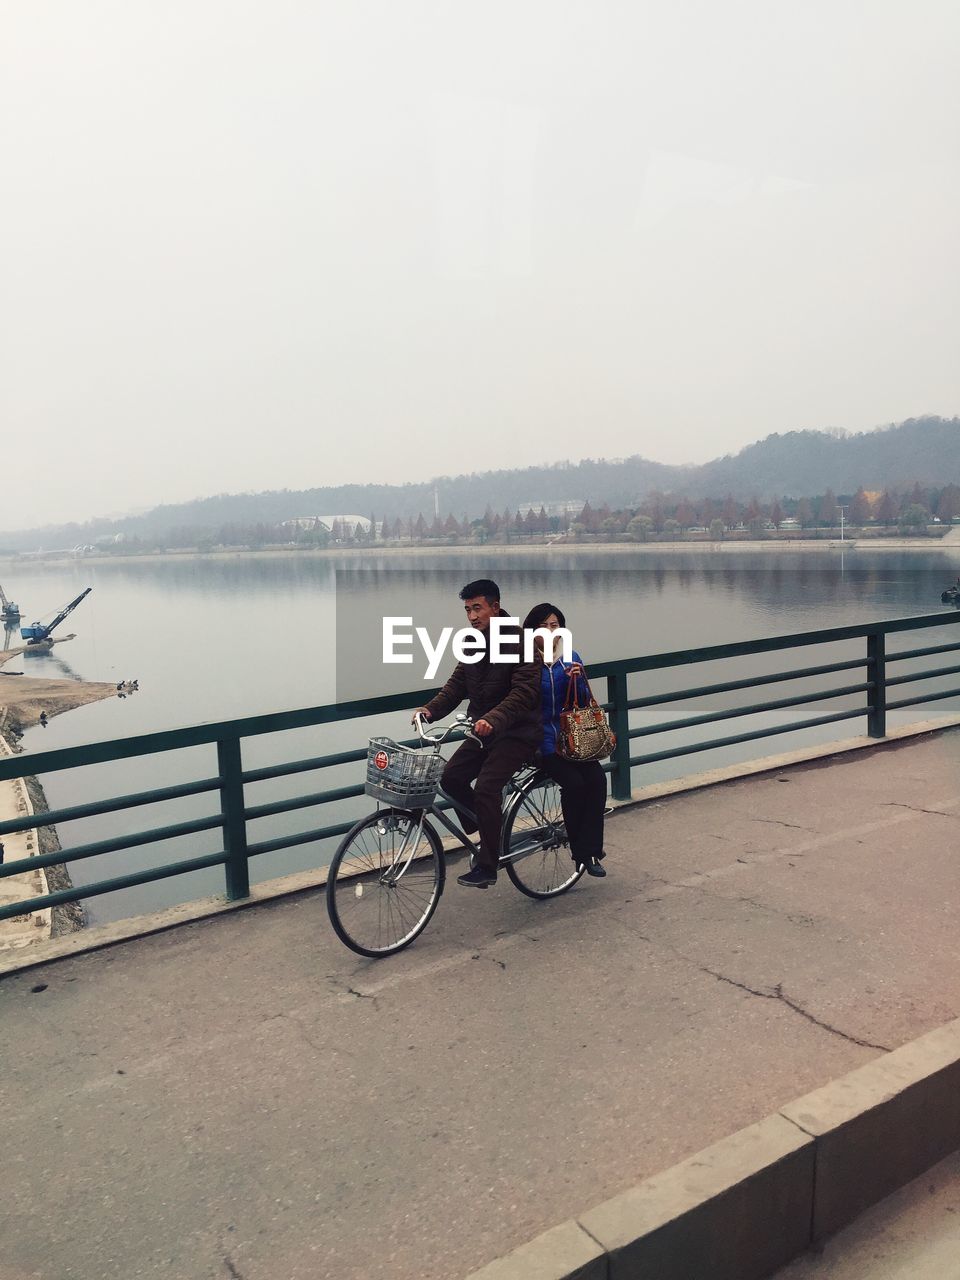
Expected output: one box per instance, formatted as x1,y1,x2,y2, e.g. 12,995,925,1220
377,762,547,885
374,712,564,886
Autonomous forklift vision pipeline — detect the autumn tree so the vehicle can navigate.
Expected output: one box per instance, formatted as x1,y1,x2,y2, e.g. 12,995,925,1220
675,499,695,528
849,488,872,525
646,492,666,532
876,491,898,524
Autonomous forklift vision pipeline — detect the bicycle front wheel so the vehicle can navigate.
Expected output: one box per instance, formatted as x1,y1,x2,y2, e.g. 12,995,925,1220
501,773,585,899
326,809,444,957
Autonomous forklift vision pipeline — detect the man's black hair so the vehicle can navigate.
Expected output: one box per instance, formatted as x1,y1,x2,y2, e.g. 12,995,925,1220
522,601,566,630
459,578,500,604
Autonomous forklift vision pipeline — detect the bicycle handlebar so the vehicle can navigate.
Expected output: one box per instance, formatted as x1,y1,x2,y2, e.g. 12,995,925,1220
413,712,483,747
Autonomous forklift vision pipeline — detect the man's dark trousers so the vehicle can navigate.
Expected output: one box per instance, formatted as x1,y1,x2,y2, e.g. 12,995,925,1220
440,737,533,874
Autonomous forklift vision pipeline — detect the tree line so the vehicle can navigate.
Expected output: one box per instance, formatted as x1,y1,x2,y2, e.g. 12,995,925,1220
87,483,960,553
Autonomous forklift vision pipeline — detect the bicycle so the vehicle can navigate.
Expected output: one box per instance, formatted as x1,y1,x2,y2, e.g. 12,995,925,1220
325,713,585,957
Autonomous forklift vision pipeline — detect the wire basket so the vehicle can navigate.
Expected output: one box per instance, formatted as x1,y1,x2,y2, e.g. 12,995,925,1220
365,738,444,808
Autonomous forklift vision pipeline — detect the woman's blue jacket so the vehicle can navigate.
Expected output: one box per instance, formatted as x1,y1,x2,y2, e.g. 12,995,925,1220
539,650,590,756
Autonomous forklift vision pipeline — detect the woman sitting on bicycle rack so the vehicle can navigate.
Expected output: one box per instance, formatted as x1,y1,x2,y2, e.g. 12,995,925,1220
413,578,542,889
522,601,608,878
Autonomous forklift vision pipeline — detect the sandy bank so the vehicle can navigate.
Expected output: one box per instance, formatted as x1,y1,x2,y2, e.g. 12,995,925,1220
0,633,78,668
0,631,129,737
0,672,124,738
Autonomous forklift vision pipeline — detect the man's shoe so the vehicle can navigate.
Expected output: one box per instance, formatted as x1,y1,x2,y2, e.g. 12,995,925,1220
457,866,497,889
586,857,606,878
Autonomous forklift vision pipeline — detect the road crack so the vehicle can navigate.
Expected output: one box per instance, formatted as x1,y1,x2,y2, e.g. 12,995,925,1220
621,926,890,1053
882,802,956,819
699,967,891,1052
345,986,380,1007
260,1011,339,1052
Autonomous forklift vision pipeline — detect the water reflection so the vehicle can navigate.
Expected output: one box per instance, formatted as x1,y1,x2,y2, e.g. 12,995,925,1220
21,650,84,681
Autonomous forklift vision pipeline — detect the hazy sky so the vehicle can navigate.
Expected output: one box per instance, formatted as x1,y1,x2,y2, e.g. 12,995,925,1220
2,1,958,529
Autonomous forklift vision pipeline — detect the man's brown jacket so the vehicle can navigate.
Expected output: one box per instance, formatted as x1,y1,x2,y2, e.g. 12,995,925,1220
423,610,542,749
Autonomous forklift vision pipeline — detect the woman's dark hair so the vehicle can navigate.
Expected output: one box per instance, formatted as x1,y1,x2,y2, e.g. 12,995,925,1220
522,601,566,630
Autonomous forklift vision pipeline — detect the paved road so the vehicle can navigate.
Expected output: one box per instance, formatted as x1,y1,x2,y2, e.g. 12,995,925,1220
3,730,960,1279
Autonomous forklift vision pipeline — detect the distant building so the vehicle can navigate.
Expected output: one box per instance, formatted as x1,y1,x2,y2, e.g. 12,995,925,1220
778,518,801,530
282,515,372,534
517,500,585,520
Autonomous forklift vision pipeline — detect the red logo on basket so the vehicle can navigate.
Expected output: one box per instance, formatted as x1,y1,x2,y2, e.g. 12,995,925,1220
373,750,390,771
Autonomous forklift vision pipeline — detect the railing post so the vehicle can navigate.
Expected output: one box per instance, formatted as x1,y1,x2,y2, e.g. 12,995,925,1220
867,631,886,738
607,672,632,801
218,736,250,899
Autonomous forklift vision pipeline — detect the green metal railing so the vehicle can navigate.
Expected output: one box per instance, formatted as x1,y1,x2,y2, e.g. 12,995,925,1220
2,609,960,922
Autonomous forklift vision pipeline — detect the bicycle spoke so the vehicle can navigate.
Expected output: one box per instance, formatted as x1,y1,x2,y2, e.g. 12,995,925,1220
327,810,443,956
503,775,583,899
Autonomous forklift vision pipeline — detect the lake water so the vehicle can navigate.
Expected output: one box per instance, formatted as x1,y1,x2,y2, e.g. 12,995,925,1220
3,546,960,924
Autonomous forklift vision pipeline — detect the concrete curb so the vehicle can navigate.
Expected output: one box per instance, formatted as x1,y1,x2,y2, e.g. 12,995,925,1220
466,1016,960,1280
2,714,959,978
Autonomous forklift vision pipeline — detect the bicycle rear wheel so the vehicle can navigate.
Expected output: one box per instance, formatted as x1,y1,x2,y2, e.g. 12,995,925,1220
326,809,444,957
501,773,585,899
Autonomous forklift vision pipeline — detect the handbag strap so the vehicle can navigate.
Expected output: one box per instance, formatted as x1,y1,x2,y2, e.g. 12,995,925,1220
562,659,593,711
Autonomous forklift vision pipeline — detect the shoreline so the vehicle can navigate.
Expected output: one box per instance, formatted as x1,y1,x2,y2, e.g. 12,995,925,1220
23,770,84,936
0,672,126,944
0,731,82,947
1,534,958,568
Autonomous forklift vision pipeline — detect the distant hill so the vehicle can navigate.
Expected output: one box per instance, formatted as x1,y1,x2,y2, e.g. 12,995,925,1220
690,417,960,498
2,415,957,550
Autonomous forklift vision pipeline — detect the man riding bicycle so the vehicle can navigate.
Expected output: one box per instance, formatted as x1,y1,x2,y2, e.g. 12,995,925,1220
414,579,542,888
